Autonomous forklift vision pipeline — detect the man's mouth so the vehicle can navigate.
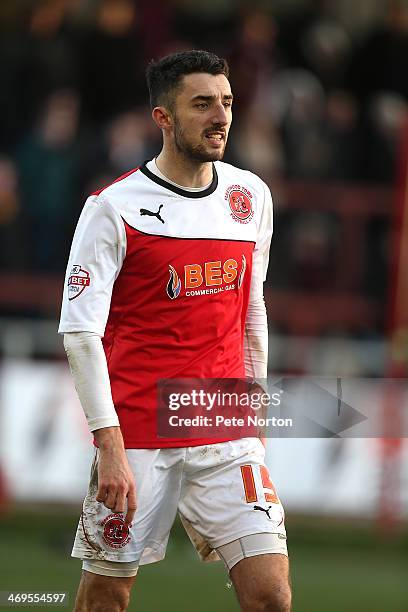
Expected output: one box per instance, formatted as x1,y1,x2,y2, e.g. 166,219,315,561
205,131,225,144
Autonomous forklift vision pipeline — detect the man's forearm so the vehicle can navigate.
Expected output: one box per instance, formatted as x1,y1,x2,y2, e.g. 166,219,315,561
94,425,125,450
244,295,268,381
63,331,120,432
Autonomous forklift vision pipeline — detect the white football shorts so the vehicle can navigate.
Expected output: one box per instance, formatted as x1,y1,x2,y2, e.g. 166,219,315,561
72,438,287,567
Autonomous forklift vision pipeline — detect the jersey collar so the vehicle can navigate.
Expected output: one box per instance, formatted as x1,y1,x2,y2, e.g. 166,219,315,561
139,160,218,198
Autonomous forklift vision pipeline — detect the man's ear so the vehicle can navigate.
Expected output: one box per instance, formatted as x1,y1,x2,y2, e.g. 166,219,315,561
152,106,173,130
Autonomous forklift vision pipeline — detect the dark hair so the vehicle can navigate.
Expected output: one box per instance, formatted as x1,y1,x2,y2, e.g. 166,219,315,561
146,50,229,110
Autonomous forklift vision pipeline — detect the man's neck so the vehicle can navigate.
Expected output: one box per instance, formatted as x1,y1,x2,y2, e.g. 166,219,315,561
155,148,214,188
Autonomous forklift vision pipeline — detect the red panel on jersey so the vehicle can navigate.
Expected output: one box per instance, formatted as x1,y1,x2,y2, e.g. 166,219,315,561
102,224,254,448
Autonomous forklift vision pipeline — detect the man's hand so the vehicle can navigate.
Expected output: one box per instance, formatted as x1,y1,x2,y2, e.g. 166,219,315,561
94,426,137,526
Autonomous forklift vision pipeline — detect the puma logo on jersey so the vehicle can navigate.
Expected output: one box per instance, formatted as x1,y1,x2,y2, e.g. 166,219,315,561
253,505,273,519
140,205,165,223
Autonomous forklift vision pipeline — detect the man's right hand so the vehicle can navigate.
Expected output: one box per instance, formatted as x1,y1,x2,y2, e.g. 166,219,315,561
93,426,137,526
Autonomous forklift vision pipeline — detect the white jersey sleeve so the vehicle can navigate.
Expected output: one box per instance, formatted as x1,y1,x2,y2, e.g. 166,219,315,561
58,194,126,335
244,182,273,381
255,181,273,283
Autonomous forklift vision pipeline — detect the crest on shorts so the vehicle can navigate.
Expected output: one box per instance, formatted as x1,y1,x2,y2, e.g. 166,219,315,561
101,513,131,549
225,185,254,224
68,265,90,300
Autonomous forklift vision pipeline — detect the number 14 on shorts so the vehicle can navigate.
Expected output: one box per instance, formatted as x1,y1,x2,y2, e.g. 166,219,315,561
240,464,279,504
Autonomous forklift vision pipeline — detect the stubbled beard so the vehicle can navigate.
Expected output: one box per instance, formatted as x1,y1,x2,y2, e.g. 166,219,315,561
173,119,226,162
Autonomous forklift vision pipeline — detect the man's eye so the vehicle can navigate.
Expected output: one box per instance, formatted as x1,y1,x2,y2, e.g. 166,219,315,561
195,103,208,109
224,102,232,108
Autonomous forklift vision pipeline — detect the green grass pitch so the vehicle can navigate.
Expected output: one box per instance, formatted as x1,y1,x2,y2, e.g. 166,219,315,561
0,508,406,611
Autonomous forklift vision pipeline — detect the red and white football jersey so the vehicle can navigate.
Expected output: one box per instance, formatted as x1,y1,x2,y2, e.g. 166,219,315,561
59,160,273,448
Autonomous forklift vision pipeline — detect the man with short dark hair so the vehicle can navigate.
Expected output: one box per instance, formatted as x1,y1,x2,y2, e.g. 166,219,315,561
60,49,291,612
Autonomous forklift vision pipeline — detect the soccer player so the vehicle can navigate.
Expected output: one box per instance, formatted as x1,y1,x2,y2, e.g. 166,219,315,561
59,50,291,612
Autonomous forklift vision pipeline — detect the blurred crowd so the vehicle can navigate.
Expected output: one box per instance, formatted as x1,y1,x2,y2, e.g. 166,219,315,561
0,0,407,309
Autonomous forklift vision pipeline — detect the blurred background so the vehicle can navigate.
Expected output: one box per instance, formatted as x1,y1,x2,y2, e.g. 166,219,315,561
0,0,407,610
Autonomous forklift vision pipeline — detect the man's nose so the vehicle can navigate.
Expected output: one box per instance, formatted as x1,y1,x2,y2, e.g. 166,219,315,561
212,103,228,125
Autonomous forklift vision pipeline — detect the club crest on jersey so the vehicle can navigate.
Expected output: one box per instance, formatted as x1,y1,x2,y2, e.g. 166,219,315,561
101,513,131,549
167,265,181,299
225,185,254,224
68,265,90,300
